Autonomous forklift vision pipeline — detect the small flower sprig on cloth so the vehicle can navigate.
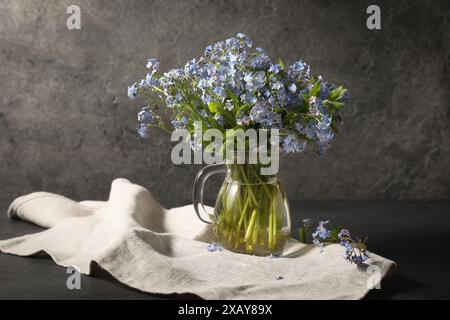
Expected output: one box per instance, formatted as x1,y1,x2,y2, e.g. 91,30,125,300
337,229,369,267
299,220,369,268
207,242,223,252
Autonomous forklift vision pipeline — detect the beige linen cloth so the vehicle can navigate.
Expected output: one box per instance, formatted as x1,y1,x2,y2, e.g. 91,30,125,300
0,178,395,299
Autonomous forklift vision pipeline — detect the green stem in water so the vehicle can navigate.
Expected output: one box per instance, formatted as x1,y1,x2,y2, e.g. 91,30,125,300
244,209,257,242
272,200,278,246
268,207,274,249
237,196,250,233
252,210,259,244
249,164,273,200
237,166,258,206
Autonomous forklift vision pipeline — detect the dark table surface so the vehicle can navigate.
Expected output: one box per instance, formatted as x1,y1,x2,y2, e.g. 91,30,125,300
0,199,449,300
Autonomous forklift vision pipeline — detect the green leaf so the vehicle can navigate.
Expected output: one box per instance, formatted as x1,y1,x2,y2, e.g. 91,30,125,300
278,128,291,136
208,101,220,113
226,89,239,103
324,100,345,111
277,58,286,70
338,88,348,101
329,227,343,243
328,86,344,101
310,82,321,97
302,93,310,104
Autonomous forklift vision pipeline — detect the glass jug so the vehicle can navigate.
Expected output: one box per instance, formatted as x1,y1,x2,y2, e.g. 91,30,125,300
193,162,291,256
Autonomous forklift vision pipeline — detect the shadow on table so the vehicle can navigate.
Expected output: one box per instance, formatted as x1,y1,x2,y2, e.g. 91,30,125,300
364,273,422,300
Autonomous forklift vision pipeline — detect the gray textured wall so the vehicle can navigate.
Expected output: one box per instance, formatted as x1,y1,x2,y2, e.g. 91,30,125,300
0,0,449,206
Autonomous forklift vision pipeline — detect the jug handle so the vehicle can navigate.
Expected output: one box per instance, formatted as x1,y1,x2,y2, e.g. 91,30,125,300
193,163,226,224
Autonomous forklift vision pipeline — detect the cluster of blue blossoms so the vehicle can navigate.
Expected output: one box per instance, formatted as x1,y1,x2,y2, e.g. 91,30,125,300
337,229,369,267
312,220,332,247
128,33,348,156
207,242,223,252
136,107,159,138
311,220,369,268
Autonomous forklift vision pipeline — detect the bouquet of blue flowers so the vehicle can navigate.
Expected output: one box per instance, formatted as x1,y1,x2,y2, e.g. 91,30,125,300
128,33,349,255
128,33,348,156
